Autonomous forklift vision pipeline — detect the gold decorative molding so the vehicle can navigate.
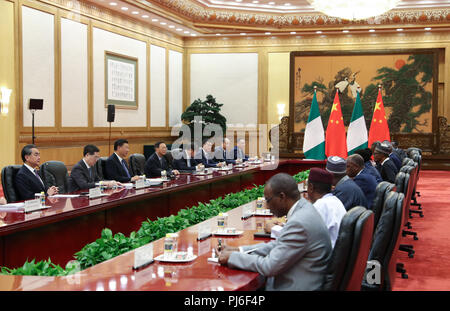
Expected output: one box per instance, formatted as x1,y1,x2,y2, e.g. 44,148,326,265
38,0,184,47
184,31,450,48
153,0,450,29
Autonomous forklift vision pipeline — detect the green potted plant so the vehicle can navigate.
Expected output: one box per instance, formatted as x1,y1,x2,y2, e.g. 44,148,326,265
180,95,227,145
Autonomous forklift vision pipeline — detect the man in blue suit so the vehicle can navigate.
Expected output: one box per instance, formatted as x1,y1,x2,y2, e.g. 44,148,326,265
346,154,377,209
214,138,235,165
233,138,249,162
172,143,201,171
105,139,140,183
14,144,59,201
195,138,222,168
326,156,368,211
354,148,382,184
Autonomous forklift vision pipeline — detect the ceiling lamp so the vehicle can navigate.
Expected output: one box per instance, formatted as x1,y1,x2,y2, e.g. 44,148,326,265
306,0,400,20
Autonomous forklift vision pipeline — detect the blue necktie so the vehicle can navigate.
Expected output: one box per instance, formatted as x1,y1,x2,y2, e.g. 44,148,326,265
121,159,131,178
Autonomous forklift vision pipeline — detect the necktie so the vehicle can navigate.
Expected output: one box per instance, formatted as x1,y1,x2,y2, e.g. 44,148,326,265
88,167,93,180
34,169,45,188
121,159,131,178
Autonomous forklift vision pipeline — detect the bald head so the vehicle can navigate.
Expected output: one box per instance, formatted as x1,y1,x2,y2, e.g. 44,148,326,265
346,154,365,178
347,154,364,168
266,173,300,200
264,173,301,217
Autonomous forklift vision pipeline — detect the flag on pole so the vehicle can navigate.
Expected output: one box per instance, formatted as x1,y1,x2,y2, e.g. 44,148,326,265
303,89,325,160
325,90,348,159
368,86,390,146
347,91,368,155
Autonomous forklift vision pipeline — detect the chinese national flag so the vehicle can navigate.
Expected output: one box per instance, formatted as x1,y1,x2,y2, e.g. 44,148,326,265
368,88,390,146
325,90,348,159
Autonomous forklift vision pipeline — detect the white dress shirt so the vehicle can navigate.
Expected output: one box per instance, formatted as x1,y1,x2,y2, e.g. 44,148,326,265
24,163,45,187
313,193,347,248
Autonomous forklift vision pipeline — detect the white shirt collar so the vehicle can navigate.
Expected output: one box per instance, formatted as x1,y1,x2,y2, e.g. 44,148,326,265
356,169,363,177
82,159,91,169
185,149,191,159
115,152,123,162
382,157,390,165
24,163,36,174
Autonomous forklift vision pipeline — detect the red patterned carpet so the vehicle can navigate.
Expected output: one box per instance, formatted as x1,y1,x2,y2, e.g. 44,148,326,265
392,170,450,291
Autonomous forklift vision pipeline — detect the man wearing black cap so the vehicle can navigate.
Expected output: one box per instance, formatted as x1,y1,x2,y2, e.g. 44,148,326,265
382,140,402,171
326,156,368,211
307,168,347,248
373,142,399,183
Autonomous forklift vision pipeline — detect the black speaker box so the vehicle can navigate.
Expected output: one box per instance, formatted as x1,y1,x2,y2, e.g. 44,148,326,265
29,99,44,110
107,104,115,122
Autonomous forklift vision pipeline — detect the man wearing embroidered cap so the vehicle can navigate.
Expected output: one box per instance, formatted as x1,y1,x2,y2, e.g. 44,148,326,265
307,168,347,248
373,142,399,183
326,156,367,211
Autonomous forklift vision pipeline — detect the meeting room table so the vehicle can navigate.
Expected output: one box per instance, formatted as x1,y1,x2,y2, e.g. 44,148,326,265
0,159,324,291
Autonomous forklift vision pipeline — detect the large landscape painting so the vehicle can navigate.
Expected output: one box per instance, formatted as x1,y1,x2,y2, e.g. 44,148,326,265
290,50,437,135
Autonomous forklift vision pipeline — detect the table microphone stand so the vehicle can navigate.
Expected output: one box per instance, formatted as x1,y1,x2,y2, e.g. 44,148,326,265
31,109,36,145
108,121,112,155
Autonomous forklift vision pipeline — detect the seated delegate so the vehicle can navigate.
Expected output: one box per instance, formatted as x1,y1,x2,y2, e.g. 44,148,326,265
14,144,59,201
69,144,121,192
105,139,140,183
144,142,179,177
216,173,331,291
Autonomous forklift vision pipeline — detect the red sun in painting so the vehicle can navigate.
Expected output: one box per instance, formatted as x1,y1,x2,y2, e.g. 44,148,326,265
395,59,406,69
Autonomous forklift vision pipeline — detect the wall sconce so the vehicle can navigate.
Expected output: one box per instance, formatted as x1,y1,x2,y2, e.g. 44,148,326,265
277,103,285,121
0,87,12,116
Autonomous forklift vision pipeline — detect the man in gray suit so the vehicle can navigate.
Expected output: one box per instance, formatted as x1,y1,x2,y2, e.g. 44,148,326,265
216,173,332,291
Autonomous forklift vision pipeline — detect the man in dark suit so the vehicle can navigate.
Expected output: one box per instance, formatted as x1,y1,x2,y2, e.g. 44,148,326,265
382,140,402,171
326,156,368,211
214,138,235,165
195,138,225,168
346,154,378,209
373,142,399,184
392,141,407,161
216,173,331,290
69,144,121,192
14,144,59,201
233,138,249,162
354,148,382,184
105,139,140,183
144,142,179,178
173,144,201,171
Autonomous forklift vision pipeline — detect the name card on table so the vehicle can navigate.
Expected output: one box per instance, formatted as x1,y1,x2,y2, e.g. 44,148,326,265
133,243,154,270
24,199,48,213
89,187,103,199
135,178,146,189
197,219,212,241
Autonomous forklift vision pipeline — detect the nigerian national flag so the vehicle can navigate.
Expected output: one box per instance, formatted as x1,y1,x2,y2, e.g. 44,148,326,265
303,90,325,160
347,91,368,155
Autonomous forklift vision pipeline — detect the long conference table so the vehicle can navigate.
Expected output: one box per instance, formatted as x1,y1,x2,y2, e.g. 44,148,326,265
0,159,324,291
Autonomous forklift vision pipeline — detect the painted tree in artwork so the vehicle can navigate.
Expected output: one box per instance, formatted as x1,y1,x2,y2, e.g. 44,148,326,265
295,67,358,131
363,54,433,133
